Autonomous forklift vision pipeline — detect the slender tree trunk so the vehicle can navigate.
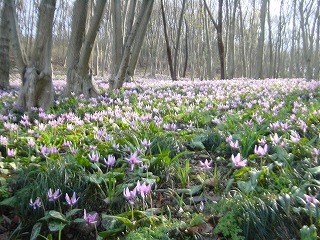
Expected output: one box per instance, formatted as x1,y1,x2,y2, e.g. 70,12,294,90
161,0,174,80
65,0,107,98
109,0,123,85
227,0,237,79
289,0,297,77
111,0,154,89
126,0,154,79
238,1,246,76
173,0,187,80
267,0,273,77
255,0,268,79
204,0,225,79
0,0,10,89
182,18,188,78
15,0,57,111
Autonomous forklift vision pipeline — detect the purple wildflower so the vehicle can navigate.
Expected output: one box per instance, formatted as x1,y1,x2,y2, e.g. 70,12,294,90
304,194,319,206
65,192,79,207
88,151,100,163
48,188,62,202
254,144,268,156
104,155,116,168
199,159,213,171
136,181,152,200
125,151,142,171
229,140,239,149
83,209,97,224
123,187,137,205
7,148,16,157
30,197,42,209
231,153,247,168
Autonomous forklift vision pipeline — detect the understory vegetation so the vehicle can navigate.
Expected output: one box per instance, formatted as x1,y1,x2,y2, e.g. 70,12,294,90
0,77,320,239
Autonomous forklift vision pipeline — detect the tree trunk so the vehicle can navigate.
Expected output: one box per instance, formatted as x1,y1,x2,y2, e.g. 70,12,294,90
204,0,225,79
173,0,187,80
65,0,107,98
15,0,56,111
182,18,188,78
161,0,174,80
110,0,154,89
238,1,246,76
227,0,237,79
126,0,154,79
109,0,123,85
289,0,297,77
0,0,10,89
255,0,268,79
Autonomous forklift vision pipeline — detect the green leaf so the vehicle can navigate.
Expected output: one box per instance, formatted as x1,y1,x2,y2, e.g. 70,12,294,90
103,215,134,230
300,225,317,240
308,166,320,176
98,226,126,238
30,222,42,240
48,210,67,222
48,221,66,232
66,208,82,219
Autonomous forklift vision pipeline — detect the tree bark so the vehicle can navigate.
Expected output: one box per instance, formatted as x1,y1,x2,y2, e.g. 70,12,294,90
111,0,154,89
204,0,225,79
173,0,187,80
0,0,10,89
15,0,56,111
161,0,174,80
255,0,268,79
227,0,237,79
126,0,154,79
65,0,107,98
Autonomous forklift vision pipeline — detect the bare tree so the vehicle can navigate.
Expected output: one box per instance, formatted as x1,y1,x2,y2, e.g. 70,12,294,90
255,0,268,79
109,0,154,89
7,0,56,111
0,0,10,89
64,0,107,98
204,0,225,79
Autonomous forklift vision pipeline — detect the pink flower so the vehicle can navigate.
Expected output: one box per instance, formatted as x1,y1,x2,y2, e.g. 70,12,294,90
48,188,61,202
304,194,319,206
88,151,100,163
231,153,247,168
7,148,16,157
290,131,300,143
199,159,213,170
229,140,239,149
123,187,137,205
136,181,152,199
29,197,42,209
125,151,142,171
104,155,116,168
254,144,268,156
83,209,97,224
65,192,79,207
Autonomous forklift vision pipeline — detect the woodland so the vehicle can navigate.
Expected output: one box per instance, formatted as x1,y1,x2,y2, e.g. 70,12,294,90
0,0,320,239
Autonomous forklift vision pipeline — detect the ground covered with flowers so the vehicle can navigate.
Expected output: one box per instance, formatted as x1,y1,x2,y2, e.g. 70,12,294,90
0,77,320,239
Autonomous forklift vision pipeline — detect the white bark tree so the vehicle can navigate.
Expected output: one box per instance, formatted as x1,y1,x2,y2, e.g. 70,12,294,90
8,0,56,111
64,0,107,98
0,0,10,89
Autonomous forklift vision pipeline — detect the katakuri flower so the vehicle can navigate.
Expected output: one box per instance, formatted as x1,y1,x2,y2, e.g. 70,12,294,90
88,151,100,163
48,188,62,202
65,192,79,207
104,154,116,168
136,181,152,200
304,194,319,206
199,159,213,171
29,197,42,209
254,144,268,156
125,151,142,171
231,153,247,168
83,209,97,224
123,187,137,205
